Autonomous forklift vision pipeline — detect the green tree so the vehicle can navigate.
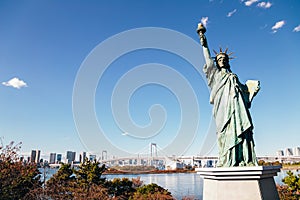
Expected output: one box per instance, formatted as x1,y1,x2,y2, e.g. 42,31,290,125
131,183,174,200
277,170,300,200
47,163,74,185
105,177,136,199
283,171,300,192
282,171,300,197
0,141,41,200
35,160,109,199
75,158,106,186
73,159,108,198
24,163,77,199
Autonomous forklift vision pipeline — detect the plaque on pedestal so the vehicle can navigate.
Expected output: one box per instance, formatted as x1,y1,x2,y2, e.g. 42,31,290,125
196,166,281,200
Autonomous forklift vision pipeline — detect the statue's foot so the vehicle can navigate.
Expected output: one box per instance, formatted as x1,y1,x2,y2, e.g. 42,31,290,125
238,161,246,167
246,162,255,166
216,164,223,167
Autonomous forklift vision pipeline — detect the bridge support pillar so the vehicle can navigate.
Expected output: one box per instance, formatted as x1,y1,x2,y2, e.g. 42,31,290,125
196,166,281,200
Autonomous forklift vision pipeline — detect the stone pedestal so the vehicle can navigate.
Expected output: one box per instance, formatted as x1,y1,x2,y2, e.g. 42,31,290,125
196,166,281,200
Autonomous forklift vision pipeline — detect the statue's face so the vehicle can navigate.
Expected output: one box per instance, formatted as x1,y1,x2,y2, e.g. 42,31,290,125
217,54,229,69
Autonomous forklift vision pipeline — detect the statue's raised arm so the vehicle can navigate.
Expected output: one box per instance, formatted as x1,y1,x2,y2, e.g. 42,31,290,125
197,23,213,68
196,23,219,93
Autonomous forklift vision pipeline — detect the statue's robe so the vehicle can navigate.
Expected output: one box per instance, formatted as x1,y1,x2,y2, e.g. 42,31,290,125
203,60,258,167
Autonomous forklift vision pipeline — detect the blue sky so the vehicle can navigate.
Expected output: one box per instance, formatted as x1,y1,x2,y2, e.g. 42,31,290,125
0,0,299,160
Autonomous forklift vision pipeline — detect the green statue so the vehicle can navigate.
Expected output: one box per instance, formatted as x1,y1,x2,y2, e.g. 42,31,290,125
197,23,260,167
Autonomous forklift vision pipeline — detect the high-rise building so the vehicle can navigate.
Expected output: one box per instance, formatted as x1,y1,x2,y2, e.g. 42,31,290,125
49,153,56,164
285,148,293,156
82,152,86,162
36,150,41,163
30,150,36,163
293,147,300,156
79,152,87,163
276,150,284,156
30,150,41,163
57,154,62,163
66,151,76,164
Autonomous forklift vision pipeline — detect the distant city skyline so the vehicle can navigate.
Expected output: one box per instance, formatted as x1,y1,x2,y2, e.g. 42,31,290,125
24,145,300,164
1,1,300,157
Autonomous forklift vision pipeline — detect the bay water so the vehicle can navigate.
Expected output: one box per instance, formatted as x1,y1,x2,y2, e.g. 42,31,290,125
41,168,298,200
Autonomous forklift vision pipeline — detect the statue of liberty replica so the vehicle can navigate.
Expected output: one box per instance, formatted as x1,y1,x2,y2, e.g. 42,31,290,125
197,23,260,167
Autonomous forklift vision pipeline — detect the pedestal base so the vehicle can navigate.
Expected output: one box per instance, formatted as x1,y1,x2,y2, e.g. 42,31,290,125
196,166,281,200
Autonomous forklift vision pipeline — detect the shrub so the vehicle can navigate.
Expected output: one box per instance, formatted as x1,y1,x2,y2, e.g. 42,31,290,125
105,177,136,199
0,142,41,200
277,170,300,200
131,183,174,200
43,160,108,199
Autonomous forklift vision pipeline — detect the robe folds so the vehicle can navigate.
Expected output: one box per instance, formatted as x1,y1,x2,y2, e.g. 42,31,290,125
203,62,258,167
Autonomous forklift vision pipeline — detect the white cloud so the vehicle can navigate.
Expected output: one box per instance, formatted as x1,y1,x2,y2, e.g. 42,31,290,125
227,9,237,17
245,0,258,6
257,2,272,8
293,25,300,32
2,77,28,89
200,17,209,27
271,20,285,33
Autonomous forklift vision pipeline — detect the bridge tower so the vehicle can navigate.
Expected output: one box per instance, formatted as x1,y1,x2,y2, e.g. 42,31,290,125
150,143,157,157
150,143,158,167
